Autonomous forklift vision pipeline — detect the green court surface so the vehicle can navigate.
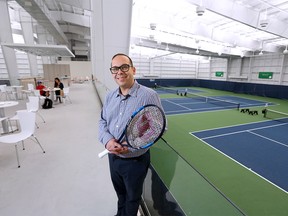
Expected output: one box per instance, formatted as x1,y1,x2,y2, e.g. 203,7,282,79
151,87,288,216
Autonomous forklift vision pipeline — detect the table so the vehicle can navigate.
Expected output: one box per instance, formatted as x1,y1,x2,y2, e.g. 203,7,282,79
0,101,19,133
43,87,61,101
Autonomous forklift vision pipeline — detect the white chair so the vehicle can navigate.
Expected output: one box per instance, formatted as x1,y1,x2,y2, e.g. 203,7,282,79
9,97,45,130
9,102,33,131
0,84,15,100
33,90,46,106
62,87,72,104
0,116,9,133
22,83,34,99
0,111,45,168
4,86,17,100
28,96,45,124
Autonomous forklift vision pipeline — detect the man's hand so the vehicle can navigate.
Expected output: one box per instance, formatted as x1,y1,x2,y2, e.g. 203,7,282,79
105,139,129,155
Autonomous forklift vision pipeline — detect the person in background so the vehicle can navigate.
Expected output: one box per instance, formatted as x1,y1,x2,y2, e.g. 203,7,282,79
54,77,64,103
98,53,166,216
36,81,49,97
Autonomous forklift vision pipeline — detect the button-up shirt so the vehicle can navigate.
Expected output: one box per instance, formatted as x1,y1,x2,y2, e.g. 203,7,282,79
98,81,165,158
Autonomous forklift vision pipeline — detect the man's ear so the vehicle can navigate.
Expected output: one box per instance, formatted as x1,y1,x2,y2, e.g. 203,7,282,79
132,67,136,75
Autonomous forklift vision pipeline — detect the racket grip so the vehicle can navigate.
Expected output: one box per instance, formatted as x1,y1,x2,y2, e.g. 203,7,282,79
98,149,109,158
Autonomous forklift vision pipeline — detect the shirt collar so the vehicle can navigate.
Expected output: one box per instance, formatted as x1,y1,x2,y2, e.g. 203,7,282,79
116,80,139,98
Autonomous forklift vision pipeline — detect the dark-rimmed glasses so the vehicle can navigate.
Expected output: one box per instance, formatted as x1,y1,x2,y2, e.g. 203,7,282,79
110,64,132,74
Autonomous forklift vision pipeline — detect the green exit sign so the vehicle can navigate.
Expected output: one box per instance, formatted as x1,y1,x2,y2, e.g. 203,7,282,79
215,71,224,77
258,72,273,79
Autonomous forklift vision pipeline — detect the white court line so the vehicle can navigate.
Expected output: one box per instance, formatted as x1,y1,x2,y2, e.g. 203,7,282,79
199,122,287,141
164,99,191,110
191,133,288,194
248,131,288,148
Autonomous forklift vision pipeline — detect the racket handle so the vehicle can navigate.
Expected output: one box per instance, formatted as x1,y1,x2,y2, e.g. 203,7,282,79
98,149,109,158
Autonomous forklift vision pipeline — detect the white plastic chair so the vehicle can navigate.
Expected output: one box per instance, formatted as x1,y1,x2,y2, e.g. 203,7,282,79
0,84,15,100
0,116,9,133
9,102,35,131
9,97,45,130
0,111,45,168
28,96,45,123
33,90,46,106
4,86,17,100
22,83,34,99
62,87,72,104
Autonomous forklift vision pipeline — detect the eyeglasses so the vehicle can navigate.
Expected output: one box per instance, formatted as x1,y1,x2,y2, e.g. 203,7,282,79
110,64,132,74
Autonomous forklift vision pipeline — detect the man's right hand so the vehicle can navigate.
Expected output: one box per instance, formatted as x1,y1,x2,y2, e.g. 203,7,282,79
105,139,128,155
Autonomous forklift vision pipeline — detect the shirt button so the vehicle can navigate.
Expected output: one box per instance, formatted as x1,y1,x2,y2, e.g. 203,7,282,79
116,125,119,128
120,113,122,115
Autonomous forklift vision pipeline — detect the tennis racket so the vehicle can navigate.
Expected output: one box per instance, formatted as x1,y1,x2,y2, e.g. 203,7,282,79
98,104,166,158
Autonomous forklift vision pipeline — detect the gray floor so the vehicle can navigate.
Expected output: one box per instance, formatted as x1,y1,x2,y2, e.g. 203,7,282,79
0,82,117,216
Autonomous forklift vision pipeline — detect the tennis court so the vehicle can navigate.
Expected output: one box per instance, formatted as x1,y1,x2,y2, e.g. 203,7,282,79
149,86,288,215
158,87,272,115
191,117,288,192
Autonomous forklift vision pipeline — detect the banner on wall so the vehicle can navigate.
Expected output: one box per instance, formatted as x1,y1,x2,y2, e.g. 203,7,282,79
258,72,273,79
215,71,224,77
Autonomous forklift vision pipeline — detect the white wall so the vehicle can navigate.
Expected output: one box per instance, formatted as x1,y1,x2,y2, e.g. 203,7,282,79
58,61,92,80
132,53,288,86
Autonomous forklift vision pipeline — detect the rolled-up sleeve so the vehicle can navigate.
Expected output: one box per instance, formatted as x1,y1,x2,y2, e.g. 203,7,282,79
98,93,115,146
98,109,114,146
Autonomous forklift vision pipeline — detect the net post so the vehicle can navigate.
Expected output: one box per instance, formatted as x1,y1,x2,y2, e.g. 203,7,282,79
262,108,267,117
236,103,240,110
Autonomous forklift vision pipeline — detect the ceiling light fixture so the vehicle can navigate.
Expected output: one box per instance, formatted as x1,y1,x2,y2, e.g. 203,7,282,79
283,45,288,54
150,23,156,30
165,44,169,51
260,8,269,28
196,6,205,16
260,19,268,28
196,0,205,16
259,50,263,55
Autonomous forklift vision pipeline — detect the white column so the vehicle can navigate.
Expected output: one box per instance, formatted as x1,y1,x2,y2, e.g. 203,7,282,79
91,0,133,90
20,10,38,77
36,26,50,64
0,0,20,85
279,54,286,85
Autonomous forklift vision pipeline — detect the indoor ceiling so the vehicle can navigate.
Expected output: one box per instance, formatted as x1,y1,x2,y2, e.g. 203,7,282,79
7,0,91,59
130,0,288,58
5,0,288,59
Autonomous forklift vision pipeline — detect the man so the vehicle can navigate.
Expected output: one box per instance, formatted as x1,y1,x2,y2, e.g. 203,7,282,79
36,81,49,97
98,53,165,216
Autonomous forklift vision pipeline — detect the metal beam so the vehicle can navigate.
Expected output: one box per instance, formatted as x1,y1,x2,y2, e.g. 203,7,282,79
15,0,69,44
187,0,288,42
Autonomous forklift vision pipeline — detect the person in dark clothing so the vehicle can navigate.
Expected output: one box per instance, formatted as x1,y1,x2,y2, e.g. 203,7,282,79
54,77,64,103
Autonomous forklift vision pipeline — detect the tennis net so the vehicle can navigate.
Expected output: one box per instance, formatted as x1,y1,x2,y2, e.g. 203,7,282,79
156,85,177,94
186,92,240,110
263,109,288,123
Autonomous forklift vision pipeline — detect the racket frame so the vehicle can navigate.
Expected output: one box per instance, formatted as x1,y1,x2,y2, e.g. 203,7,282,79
98,104,166,158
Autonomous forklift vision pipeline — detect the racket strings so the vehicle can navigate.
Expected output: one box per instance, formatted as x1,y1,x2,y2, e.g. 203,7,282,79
126,107,165,148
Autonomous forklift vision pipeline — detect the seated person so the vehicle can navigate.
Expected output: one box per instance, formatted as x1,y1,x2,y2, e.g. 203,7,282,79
36,81,49,97
54,77,64,103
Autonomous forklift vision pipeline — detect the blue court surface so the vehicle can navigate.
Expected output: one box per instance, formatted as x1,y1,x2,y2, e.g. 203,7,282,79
161,95,272,115
191,120,288,193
